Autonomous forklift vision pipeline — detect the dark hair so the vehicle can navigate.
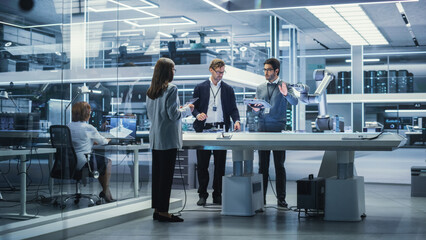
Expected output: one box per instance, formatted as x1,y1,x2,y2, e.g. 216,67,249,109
72,101,91,122
264,58,280,76
147,58,175,99
209,58,225,71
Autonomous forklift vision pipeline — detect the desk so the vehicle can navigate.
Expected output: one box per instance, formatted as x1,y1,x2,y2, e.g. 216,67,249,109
0,148,56,220
405,131,424,145
183,132,405,220
93,144,150,197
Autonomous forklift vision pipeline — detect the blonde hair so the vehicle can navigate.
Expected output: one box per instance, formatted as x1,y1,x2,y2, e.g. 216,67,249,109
209,59,225,71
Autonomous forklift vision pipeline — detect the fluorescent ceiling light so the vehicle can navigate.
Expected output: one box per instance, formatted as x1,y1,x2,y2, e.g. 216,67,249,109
395,2,405,13
88,0,158,12
345,58,380,62
249,41,290,48
124,16,196,28
203,0,229,13
158,32,173,38
177,89,194,92
235,92,256,95
180,32,189,37
107,0,159,17
117,33,141,37
91,90,103,94
307,5,388,46
124,20,141,27
394,2,419,46
0,16,157,29
385,109,426,113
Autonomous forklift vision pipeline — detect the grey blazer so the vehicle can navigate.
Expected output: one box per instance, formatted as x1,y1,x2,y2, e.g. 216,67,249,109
146,83,191,150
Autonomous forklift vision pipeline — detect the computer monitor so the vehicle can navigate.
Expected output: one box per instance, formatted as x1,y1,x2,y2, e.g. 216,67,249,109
103,115,137,139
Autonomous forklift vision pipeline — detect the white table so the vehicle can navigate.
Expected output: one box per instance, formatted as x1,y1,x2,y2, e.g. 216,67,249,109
183,132,405,220
0,148,56,220
93,144,150,197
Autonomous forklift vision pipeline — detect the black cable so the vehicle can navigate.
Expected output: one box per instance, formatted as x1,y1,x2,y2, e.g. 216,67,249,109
171,150,187,216
30,147,47,204
361,131,384,140
0,159,17,191
0,159,13,175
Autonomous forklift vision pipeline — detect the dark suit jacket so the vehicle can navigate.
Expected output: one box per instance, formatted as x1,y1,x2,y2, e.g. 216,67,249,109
192,80,240,132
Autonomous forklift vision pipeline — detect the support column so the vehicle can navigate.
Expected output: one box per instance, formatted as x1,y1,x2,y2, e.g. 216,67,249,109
289,28,299,130
351,45,364,132
269,16,279,58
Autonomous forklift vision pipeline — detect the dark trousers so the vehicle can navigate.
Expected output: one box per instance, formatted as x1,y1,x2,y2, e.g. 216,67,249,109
258,150,286,202
151,149,177,212
196,149,226,199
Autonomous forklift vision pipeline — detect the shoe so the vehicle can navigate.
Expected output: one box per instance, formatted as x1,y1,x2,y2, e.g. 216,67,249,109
99,191,116,203
197,197,206,206
212,196,222,205
277,200,288,208
157,214,184,222
153,212,159,220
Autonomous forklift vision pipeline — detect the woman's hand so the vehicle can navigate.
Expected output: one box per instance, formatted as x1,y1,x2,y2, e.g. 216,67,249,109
188,104,194,112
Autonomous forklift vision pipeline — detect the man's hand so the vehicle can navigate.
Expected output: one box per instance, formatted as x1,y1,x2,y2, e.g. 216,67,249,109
196,112,207,121
250,103,263,112
234,121,241,131
278,81,288,96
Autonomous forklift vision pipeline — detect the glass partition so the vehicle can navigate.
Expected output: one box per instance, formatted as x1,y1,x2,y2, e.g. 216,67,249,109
0,0,160,228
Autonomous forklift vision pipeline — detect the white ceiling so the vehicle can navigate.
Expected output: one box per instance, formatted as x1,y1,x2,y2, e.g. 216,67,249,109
0,0,425,51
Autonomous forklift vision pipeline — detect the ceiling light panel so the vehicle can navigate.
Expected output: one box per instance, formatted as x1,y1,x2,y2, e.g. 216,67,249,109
88,0,158,13
124,16,196,28
308,5,388,46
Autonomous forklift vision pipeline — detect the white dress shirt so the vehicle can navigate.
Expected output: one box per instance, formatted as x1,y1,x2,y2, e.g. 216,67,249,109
206,77,224,123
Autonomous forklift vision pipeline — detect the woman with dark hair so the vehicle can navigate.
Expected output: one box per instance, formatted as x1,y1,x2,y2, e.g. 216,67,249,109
146,58,194,222
68,101,115,203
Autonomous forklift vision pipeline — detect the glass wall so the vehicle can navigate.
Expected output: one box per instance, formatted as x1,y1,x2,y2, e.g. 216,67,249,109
0,0,160,227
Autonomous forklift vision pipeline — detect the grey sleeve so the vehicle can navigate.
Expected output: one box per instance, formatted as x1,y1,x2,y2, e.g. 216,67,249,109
285,84,299,105
166,86,183,121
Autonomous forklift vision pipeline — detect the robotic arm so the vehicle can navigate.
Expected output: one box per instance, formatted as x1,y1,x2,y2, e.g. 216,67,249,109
290,69,343,132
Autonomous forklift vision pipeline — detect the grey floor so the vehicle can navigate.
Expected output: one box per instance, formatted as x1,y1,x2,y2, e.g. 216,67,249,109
67,181,426,240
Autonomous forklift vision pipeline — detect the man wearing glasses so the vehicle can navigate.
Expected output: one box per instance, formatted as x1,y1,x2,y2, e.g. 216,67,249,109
192,59,241,206
250,58,298,208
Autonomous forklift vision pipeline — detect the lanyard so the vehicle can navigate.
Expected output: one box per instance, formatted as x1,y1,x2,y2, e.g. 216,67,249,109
267,83,278,102
210,84,221,106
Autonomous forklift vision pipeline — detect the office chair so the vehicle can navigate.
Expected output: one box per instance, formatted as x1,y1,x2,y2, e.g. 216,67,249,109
49,125,100,208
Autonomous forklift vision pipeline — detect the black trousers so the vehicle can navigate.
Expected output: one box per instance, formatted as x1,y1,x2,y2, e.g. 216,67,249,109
151,149,177,212
258,150,286,202
196,149,226,199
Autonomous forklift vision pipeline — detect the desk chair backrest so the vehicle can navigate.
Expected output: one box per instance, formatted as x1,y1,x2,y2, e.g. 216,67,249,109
49,125,77,180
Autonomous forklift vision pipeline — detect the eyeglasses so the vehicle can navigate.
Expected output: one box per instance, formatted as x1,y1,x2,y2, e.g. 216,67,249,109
172,68,176,73
214,70,226,75
263,68,274,73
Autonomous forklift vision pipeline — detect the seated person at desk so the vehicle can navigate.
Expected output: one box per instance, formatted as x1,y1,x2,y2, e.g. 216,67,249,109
68,101,115,203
